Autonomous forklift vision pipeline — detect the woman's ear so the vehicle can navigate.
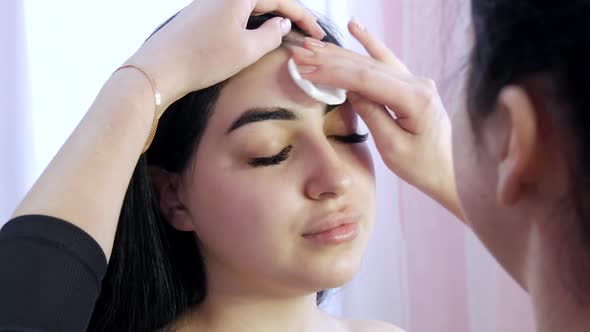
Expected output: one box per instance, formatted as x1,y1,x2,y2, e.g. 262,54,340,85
149,166,195,232
495,85,539,206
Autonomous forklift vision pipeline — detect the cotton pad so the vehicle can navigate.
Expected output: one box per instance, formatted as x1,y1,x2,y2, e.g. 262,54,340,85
287,58,347,105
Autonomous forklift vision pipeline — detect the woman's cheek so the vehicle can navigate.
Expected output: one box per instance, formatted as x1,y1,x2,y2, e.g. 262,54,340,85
344,143,375,178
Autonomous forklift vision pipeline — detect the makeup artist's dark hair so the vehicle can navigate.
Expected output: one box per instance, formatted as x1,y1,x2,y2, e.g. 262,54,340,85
87,13,342,332
467,0,590,284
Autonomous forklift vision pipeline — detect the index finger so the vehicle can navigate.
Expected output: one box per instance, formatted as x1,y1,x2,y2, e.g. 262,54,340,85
251,0,325,39
292,47,427,134
348,19,411,75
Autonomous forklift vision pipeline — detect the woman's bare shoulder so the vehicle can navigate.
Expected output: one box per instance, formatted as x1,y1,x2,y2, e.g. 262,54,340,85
343,319,406,332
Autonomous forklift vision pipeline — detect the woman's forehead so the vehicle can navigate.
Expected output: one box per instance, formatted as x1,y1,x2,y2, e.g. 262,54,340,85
213,48,323,121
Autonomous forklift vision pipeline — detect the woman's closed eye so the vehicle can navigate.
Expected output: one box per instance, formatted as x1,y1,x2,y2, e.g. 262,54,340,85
248,133,369,167
249,146,293,167
329,133,369,144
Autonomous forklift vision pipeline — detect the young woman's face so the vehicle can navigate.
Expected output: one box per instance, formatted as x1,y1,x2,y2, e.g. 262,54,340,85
175,47,376,295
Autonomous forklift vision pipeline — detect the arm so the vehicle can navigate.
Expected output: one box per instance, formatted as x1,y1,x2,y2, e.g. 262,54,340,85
11,69,155,259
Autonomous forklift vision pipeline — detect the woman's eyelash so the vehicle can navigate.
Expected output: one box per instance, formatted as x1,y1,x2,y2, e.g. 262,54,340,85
248,133,368,168
249,146,293,167
331,133,369,144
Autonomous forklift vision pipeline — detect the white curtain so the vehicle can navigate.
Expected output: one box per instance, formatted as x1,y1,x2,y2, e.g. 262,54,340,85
0,1,536,331
0,1,34,223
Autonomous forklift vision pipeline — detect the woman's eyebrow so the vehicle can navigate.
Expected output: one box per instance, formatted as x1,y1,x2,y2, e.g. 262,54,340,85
226,104,339,135
226,107,299,134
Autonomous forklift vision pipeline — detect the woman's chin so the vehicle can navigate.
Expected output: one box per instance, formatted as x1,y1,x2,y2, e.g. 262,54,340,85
306,258,362,290
319,274,356,290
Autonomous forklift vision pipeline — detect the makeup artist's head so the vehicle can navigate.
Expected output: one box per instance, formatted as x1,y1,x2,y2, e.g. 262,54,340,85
453,0,590,295
88,14,375,331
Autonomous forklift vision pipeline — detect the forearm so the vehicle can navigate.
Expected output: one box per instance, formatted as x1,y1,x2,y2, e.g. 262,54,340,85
11,69,156,260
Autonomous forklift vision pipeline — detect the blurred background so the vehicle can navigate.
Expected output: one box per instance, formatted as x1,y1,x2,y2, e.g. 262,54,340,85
0,1,535,331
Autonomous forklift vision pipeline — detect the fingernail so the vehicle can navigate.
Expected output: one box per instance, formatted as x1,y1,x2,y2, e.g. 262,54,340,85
350,17,366,31
305,37,326,48
281,18,292,34
297,65,318,74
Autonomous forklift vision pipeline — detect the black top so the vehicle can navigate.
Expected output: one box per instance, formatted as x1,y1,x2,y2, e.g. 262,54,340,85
0,215,107,332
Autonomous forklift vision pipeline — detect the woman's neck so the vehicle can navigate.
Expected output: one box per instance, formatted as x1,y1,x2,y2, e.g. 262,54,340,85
171,263,343,332
175,291,340,332
527,223,590,332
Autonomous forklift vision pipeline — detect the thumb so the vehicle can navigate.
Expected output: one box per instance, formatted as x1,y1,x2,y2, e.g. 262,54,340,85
245,17,292,61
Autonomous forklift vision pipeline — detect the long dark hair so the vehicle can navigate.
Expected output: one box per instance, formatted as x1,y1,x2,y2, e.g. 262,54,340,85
467,0,590,289
88,13,342,332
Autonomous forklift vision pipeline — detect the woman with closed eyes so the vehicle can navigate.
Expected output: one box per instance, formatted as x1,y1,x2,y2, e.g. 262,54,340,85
87,13,398,331
0,2,402,331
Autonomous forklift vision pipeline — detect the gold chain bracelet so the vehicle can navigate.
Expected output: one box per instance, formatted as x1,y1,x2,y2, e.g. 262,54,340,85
114,64,163,153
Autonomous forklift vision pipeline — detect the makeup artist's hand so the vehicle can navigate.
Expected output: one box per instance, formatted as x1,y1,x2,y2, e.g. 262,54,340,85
126,0,325,109
291,19,464,220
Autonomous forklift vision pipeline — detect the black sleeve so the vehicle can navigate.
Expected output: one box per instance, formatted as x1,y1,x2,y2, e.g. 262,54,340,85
0,215,107,332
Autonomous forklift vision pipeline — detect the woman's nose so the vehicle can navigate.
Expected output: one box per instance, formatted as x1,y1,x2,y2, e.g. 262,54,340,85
304,144,353,201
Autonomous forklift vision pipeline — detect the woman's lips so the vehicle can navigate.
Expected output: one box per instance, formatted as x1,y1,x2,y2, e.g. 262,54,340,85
302,222,359,245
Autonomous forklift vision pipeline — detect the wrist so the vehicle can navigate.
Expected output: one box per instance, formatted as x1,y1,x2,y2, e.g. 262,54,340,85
122,54,185,112
108,68,155,118
114,64,169,152
98,68,157,149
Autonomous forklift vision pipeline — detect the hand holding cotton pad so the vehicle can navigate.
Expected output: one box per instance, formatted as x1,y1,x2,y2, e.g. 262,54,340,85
287,58,347,105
